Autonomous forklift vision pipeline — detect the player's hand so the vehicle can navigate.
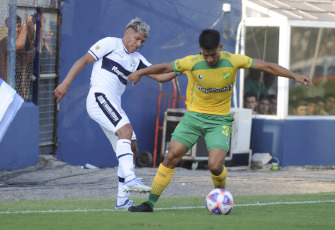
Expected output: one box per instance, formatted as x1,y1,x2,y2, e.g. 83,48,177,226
54,83,69,103
128,72,142,86
295,75,312,88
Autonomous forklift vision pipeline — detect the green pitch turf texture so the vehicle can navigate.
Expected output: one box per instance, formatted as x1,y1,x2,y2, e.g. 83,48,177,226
1,193,334,230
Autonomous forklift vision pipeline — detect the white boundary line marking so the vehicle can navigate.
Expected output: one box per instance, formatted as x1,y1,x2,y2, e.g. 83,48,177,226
0,199,334,214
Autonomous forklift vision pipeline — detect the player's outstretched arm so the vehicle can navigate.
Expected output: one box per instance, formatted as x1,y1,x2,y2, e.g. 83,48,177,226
128,62,174,85
147,72,177,83
54,53,95,103
252,59,312,87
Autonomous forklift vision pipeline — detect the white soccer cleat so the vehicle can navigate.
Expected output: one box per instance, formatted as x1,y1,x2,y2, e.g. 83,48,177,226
123,178,152,193
114,199,135,211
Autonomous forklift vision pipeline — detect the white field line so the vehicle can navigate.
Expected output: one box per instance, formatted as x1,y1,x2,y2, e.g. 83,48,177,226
0,199,335,215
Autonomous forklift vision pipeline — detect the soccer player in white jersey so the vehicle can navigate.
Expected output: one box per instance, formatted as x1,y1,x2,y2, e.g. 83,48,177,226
54,18,174,210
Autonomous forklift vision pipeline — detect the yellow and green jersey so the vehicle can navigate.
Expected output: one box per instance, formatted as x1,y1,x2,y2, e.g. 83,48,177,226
172,51,254,115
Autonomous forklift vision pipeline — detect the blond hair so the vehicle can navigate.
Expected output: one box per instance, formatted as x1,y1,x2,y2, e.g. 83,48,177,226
126,17,150,37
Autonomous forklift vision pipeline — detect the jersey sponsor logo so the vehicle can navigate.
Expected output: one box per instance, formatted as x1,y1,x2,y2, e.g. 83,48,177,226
101,57,131,85
95,93,121,126
197,82,234,94
112,66,127,78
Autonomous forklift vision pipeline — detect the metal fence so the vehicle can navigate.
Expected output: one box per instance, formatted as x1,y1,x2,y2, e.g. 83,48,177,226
1,0,60,154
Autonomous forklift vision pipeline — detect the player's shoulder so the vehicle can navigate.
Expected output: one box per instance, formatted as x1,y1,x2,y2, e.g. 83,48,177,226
183,53,202,63
221,51,234,58
221,51,251,59
102,36,119,41
97,36,119,45
221,51,251,62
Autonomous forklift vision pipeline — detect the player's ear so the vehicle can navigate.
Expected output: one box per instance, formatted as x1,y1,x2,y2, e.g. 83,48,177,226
219,44,223,50
124,28,129,37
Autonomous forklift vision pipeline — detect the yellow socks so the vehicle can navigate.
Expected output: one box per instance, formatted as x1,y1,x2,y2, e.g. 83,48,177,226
211,166,227,189
151,163,175,195
147,163,175,208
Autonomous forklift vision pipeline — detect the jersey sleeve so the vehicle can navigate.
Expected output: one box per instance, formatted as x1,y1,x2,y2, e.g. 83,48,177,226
136,54,152,70
232,53,254,69
88,37,116,61
172,56,193,75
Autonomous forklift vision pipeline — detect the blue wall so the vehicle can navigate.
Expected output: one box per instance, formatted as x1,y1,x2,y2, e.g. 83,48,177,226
0,103,39,170
251,119,335,167
57,0,242,167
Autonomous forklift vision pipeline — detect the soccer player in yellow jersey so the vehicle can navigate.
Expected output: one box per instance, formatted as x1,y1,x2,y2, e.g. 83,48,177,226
127,29,312,212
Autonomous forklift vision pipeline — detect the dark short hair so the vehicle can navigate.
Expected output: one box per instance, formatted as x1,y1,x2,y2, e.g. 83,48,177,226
305,97,316,105
259,94,270,102
293,99,307,108
5,15,22,27
244,91,257,101
199,29,220,50
268,94,277,101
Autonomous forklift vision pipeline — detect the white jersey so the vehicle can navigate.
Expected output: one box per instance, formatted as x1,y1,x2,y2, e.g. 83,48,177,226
86,37,150,148
88,37,151,107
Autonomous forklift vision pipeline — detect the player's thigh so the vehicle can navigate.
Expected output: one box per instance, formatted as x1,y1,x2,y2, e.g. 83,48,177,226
208,148,227,172
171,111,203,149
204,115,232,152
87,91,136,150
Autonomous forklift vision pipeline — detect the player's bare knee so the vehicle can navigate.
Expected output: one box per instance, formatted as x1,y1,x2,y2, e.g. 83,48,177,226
163,151,181,168
208,162,223,175
116,124,133,139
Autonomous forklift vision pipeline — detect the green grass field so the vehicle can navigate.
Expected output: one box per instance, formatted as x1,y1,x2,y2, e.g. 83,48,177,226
1,193,335,230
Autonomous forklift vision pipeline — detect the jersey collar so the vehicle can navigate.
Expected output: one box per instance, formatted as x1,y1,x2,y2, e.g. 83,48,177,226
121,40,130,54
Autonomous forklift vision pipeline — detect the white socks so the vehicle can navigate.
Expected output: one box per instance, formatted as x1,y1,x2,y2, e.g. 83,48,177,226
116,139,136,181
117,166,130,205
115,139,136,205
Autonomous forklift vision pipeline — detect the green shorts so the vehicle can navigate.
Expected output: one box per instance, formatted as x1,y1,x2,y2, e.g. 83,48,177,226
171,111,233,152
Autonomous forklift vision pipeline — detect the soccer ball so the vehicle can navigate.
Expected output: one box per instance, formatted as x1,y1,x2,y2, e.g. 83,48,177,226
205,188,234,215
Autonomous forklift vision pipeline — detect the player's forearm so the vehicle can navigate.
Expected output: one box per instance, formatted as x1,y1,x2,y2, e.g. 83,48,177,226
253,59,311,87
266,64,296,80
147,72,177,82
253,59,296,80
138,63,173,76
62,54,94,86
